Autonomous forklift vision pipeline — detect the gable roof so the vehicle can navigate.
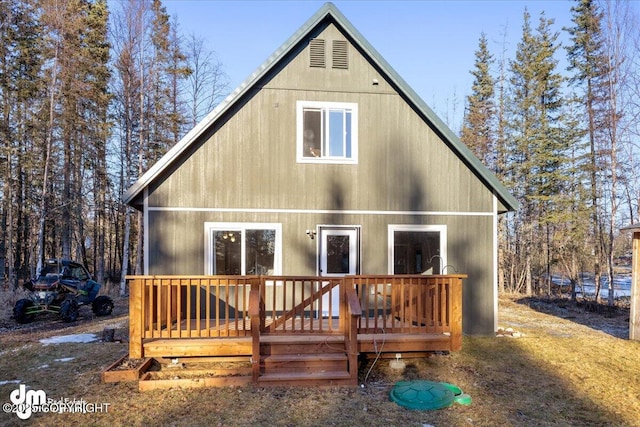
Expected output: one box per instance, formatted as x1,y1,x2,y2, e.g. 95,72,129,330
123,2,518,212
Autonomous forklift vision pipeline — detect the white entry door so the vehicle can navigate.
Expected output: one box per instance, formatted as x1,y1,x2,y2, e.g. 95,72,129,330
319,227,359,316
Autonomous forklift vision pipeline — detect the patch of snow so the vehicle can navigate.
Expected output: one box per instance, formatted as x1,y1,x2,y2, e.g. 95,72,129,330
0,380,21,386
40,333,98,345
496,327,524,338
54,357,75,363
552,273,632,298
37,364,50,369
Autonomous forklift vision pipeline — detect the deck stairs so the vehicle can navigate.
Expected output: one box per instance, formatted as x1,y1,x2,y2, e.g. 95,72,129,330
257,334,353,387
142,333,355,387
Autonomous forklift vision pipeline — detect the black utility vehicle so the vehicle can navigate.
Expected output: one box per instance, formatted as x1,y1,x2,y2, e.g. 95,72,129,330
13,259,114,323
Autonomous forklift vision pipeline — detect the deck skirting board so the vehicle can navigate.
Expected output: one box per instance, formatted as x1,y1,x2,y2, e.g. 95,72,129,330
143,332,452,358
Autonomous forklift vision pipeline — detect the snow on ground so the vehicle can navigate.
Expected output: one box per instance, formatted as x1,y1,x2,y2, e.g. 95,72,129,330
552,274,632,298
39,333,98,345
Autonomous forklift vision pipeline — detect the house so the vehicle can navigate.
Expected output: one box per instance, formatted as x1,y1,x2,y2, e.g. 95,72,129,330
123,2,517,337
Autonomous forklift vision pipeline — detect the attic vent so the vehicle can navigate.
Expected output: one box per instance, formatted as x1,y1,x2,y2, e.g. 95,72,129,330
332,40,348,69
309,38,326,68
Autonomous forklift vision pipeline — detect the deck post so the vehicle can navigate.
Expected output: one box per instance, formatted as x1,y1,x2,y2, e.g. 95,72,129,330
249,279,262,383
619,225,640,341
449,277,463,351
344,278,362,386
129,277,144,358
631,232,640,340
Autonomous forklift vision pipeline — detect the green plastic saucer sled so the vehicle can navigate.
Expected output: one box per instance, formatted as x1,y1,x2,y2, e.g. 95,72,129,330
389,380,472,410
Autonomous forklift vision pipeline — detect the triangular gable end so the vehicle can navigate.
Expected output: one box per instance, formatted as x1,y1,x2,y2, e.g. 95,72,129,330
123,2,517,213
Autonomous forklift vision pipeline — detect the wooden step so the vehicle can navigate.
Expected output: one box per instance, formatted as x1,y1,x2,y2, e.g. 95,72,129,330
260,334,344,344
261,352,348,373
262,353,347,363
258,370,353,387
260,334,345,355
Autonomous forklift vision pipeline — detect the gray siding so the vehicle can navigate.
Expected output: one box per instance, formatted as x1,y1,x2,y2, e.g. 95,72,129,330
148,210,495,334
147,23,493,213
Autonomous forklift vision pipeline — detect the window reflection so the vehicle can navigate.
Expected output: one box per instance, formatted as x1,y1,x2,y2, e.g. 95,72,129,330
326,235,350,274
393,231,440,274
213,228,276,275
245,229,276,275
214,230,241,275
303,109,321,157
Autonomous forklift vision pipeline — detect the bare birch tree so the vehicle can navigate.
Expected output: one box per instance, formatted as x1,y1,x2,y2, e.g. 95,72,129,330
183,34,229,127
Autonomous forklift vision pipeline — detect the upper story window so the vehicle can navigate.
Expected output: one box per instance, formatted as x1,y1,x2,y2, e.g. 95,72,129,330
296,101,358,164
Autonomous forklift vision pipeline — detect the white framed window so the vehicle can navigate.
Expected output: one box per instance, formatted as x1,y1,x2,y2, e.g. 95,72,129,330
388,225,448,274
296,101,358,163
204,222,282,275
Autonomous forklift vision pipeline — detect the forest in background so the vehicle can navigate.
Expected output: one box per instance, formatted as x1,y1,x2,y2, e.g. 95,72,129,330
0,0,637,304
0,0,228,293
459,0,640,304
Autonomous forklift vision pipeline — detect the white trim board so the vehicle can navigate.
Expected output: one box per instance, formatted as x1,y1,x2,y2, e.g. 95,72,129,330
148,206,494,217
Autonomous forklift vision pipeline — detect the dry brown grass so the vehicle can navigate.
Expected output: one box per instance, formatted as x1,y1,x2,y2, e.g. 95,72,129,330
0,293,639,427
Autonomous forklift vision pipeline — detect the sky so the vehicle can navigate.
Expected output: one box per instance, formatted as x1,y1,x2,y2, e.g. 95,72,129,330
161,0,576,129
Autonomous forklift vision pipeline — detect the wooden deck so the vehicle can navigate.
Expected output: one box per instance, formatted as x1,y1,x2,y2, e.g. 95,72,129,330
127,275,465,387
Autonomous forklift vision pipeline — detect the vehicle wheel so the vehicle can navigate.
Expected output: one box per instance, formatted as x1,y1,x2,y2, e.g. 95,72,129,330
60,297,79,322
92,295,114,316
13,299,34,324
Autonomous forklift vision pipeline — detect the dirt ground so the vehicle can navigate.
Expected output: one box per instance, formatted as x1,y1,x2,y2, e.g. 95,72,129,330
0,292,638,427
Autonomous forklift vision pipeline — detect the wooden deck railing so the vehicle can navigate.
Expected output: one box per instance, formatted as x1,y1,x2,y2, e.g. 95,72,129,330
346,275,464,351
258,277,344,334
128,276,258,345
128,274,465,358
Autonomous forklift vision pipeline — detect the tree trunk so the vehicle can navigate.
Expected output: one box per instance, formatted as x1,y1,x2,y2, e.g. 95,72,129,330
119,207,131,297
36,47,59,275
135,211,143,275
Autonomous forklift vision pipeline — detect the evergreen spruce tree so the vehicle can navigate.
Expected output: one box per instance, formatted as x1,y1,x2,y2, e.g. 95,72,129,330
507,9,568,294
167,18,191,144
0,0,43,285
148,0,170,162
84,0,111,281
460,33,496,169
565,0,609,301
